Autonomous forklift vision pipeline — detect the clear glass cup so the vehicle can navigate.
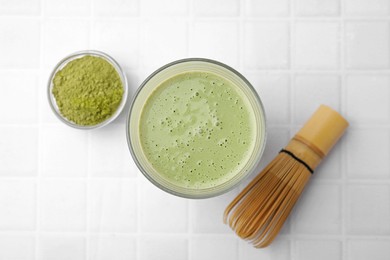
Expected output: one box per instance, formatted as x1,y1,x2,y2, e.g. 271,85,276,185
47,50,128,130
127,58,266,198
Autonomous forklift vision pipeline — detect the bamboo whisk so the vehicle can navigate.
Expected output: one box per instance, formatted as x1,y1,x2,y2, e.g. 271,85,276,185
224,105,348,248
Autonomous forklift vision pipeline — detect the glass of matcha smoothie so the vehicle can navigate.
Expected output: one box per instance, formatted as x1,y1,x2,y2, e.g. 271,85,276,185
127,59,266,198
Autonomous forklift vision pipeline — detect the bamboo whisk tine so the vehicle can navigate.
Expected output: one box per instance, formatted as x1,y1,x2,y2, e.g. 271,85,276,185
224,105,349,248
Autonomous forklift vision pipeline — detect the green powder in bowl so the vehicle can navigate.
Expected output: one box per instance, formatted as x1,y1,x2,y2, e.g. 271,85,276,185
48,51,128,129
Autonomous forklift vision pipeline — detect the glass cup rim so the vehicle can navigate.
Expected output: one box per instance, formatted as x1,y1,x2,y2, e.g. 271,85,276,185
126,58,267,199
47,50,128,130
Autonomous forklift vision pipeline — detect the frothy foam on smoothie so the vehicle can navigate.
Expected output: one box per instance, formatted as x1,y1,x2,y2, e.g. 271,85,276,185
139,71,256,189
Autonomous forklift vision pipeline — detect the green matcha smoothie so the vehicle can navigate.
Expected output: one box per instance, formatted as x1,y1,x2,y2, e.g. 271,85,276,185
139,71,256,189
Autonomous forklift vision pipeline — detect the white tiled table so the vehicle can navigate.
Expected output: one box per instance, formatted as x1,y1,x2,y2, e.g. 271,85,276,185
0,0,390,259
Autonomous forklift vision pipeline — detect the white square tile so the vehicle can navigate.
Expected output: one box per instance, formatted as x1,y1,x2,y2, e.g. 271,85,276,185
44,0,90,16
190,21,239,67
291,183,341,234
244,0,289,16
239,238,290,260
256,128,290,170
296,240,342,260
93,20,139,69
294,74,340,124
245,73,290,125
0,127,38,177
294,21,340,69
89,235,136,260
0,0,40,15
194,0,239,16
345,21,390,69
43,19,89,68
0,72,38,124
346,75,390,125
40,69,61,124
141,21,187,70
0,19,40,69
0,181,35,230
295,0,340,16
40,180,86,231
244,21,289,69
90,124,136,178
140,179,188,233
345,0,390,16
94,0,138,16
89,180,137,232
347,239,390,260
0,235,35,260
346,129,390,179
347,184,390,235
139,237,187,260
191,236,237,260
38,235,85,260
192,191,237,233
313,140,342,179
141,0,188,16
123,69,141,100
41,125,88,178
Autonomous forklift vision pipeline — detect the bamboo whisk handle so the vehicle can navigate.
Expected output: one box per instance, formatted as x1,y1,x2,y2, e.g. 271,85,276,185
286,105,349,172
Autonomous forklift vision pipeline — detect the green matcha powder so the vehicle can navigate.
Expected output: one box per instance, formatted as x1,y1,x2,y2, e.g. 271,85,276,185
52,55,124,126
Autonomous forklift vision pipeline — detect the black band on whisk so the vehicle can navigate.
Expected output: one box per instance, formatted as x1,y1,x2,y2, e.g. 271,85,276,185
279,149,314,174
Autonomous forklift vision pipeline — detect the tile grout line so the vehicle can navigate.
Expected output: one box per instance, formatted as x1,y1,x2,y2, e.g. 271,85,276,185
2,229,390,238
86,132,91,260
5,175,389,183
35,122,42,260
289,0,297,258
135,2,142,260
35,0,46,257
2,122,390,129
238,0,244,72
285,1,293,247
5,67,390,74
289,0,295,137
4,176,390,183
237,0,245,258
136,175,142,260
85,0,94,259
339,1,349,259
3,14,390,20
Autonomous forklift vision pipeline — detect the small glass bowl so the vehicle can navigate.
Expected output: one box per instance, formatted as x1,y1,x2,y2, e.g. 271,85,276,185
127,58,267,199
47,50,128,130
